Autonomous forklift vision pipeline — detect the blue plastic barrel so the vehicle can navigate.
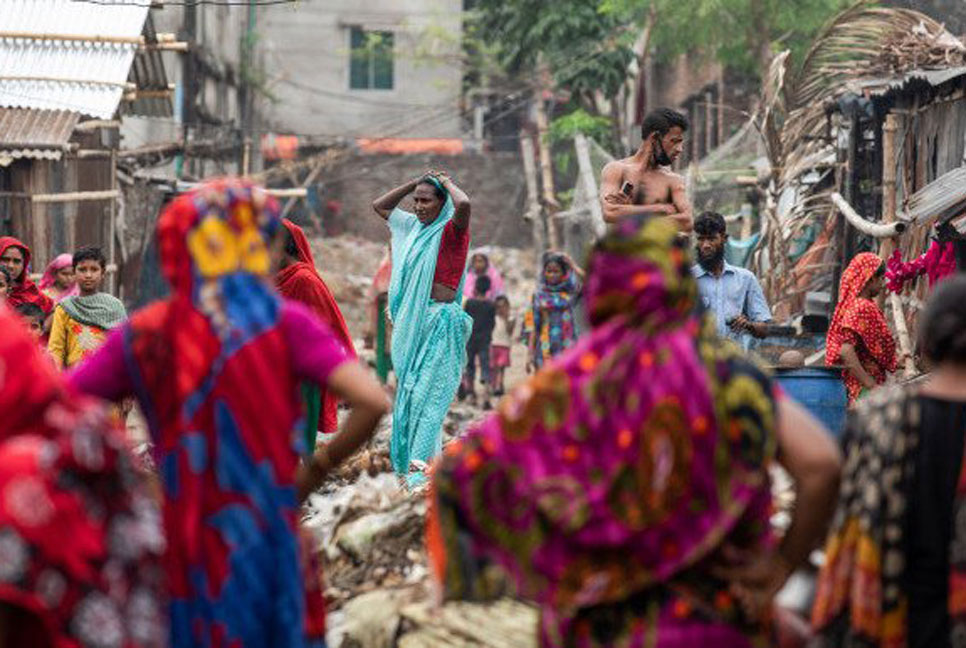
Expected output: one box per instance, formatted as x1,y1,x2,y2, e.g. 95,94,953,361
774,367,848,438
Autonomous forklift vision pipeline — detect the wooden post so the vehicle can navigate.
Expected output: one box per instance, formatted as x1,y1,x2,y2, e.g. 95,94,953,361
242,138,252,177
109,147,118,295
880,113,899,262
520,134,545,264
879,112,916,376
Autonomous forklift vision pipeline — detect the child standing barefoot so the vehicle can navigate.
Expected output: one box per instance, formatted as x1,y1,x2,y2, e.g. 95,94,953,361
490,295,515,396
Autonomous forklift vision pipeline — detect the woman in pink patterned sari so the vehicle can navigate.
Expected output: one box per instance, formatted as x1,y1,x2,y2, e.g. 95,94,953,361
427,215,841,647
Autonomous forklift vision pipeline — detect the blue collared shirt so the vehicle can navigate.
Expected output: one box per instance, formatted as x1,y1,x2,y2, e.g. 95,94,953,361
692,261,772,349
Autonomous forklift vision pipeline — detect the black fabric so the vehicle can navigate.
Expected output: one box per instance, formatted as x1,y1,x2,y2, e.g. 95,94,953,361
905,396,966,648
464,298,496,348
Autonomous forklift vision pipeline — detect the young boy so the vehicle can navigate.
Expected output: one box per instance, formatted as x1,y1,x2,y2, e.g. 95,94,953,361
15,302,45,342
490,295,516,396
461,275,496,409
48,246,126,369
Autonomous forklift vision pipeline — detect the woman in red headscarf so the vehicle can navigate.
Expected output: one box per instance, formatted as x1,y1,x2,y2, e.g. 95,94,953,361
826,252,898,404
0,237,53,315
68,178,390,648
276,219,357,445
0,304,165,647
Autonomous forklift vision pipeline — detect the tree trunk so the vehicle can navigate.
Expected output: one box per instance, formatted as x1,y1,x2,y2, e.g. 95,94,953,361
748,0,773,80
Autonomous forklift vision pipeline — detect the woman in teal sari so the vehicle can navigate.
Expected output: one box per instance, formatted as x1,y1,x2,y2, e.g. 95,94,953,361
372,171,472,487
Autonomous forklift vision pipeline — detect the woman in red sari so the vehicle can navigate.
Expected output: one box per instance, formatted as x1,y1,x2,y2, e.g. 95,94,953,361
0,237,53,315
826,252,897,404
276,219,357,445
0,304,165,647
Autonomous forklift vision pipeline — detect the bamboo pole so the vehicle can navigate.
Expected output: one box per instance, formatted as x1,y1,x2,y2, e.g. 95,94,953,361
879,113,899,262
877,112,916,377
830,192,906,238
0,76,135,89
520,135,546,264
267,187,308,198
109,147,118,295
75,120,121,132
890,292,918,378
533,83,560,249
280,161,325,219
574,133,606,238
0,32,143,44
31,189,119,204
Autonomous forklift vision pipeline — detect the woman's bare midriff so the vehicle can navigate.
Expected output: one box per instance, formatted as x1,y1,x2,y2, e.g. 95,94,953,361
431,283,457,303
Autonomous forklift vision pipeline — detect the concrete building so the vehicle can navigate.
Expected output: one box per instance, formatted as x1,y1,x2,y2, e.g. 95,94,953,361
260,0,464,139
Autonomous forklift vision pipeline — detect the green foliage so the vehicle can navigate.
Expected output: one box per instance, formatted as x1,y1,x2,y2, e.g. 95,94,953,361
549,109,613,146
468,0,636,101
601,0,853,78
549,108,614,175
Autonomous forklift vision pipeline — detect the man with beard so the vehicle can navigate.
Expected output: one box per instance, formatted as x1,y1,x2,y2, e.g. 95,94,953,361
692,211,771,348
599,108,693,232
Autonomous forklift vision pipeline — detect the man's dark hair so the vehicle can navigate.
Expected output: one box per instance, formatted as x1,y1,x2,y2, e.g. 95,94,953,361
283,227,300,259
920,275,966,366
72,246,106,269
641,108,690,141
15,302,44,323
694,211,727,237
474,275,491,296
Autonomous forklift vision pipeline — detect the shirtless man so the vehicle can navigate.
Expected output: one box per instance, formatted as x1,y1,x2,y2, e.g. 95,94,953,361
599,108,693,232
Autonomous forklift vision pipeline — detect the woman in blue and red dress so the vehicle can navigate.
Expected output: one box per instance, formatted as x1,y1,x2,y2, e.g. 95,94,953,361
69,178,391,648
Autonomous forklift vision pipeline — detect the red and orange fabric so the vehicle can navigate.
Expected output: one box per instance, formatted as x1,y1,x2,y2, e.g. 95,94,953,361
276,219,356,434
825,252,897,403
68,179,351,647
0,304,165,647
0,237,53,314
428,216,782,647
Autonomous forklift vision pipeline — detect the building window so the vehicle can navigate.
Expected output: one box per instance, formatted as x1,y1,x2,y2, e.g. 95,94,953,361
349,27,394,90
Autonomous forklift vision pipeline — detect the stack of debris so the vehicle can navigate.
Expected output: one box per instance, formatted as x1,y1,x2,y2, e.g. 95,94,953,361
307,400,537,647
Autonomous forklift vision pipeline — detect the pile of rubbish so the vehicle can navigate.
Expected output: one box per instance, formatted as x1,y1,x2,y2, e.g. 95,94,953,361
306,402,539,648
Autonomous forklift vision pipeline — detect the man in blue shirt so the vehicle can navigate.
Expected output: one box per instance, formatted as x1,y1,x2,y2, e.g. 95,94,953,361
691,211,772,348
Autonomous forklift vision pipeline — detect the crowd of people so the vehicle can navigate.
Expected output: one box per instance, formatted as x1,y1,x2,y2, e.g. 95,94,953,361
0,105,963,648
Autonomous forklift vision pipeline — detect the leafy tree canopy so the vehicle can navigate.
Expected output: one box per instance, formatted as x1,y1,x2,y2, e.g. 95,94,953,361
600,0,854,78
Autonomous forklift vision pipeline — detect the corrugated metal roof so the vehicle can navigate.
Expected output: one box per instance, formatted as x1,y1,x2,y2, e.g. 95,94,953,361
849,66,966,97
898,165,966,226
0,107,79,163
0,0,150,119
124,13,173,118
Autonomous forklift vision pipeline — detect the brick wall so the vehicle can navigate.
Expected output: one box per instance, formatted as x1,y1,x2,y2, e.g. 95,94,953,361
318,150,532,248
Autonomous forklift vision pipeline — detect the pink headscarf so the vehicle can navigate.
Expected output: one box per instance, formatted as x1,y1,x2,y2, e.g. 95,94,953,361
461,250,505,300
38,253,78,302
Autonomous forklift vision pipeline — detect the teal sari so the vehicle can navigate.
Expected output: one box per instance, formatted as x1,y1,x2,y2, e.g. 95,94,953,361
387,182,471,487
